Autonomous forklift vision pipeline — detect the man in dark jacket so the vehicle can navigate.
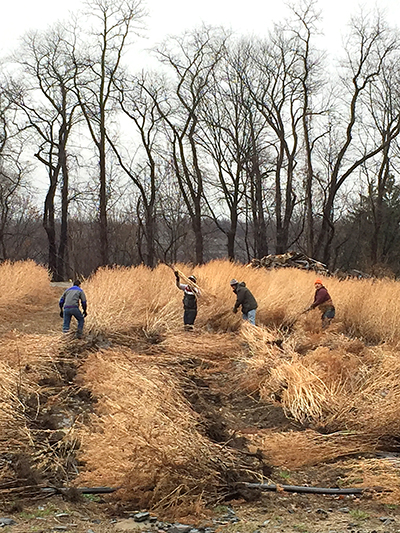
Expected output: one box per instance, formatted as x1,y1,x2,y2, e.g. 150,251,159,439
59,280,87,338
230,279,258,325
175,271,200,330
305,278,335,329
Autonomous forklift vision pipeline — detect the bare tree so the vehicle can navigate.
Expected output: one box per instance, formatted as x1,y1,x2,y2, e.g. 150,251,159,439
290,0,326,257
110,71,164,267
197,37,269,260
314,11,400,265
153,27,226,264
0,89,32,260
72,0,145,266
14,25,79,280
360,57,400,266
246,27,303,254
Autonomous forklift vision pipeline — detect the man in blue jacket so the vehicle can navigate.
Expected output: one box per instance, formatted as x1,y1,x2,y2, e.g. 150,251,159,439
59,280,87,338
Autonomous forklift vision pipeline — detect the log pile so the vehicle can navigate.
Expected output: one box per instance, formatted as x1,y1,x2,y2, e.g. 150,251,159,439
250,252,329,275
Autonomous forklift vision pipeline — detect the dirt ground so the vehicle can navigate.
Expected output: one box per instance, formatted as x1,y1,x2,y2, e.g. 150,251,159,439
2,490,400,533
1,284,400,532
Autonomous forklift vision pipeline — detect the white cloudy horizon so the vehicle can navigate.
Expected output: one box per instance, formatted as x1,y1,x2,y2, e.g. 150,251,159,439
1,0,400,63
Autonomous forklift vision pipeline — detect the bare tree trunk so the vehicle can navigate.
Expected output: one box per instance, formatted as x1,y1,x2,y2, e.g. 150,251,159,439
42,173,58,278
370,144,390,265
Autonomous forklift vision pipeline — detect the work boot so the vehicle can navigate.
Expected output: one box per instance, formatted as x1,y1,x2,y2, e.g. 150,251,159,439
75,330,83,339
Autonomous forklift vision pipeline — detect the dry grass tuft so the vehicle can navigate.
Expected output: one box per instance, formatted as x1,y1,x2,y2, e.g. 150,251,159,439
239,324,290,393
76,348,232,514
84,264,183,340
241,323,400,446
345,352,400,440
0,358,31,449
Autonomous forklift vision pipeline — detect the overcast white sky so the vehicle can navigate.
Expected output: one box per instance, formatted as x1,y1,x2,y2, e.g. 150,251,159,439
1,0,400,62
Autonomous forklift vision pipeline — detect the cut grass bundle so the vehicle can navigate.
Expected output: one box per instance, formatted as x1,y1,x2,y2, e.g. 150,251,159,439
255,338,373,429
239,324,289,393
76,348,231,515
244,327,400,444
264,358,339,424
249,429,376,469
339,456,400,504
345,352,400,440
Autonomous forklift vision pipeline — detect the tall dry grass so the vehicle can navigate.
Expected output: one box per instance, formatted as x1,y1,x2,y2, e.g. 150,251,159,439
84,264,183,339
0,260,52,328
0,260,51,306
76,348,231,515
84,261,400,345
83,260,314,338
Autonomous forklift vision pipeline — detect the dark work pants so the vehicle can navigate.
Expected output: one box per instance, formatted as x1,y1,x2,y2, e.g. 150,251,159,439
63,307,84,334
184,309,197,325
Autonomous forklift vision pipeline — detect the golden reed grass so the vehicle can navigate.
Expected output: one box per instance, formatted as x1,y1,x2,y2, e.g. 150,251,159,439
84,264,183,338
3,260,400,506
75,348,231,515
0,330,65,481
340,457,400,503
0,260,63,475
82,263,400,447
83,261,400,344
0,260,52,310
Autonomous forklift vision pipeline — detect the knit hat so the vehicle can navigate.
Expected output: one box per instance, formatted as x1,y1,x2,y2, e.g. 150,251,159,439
188,275,197,283
314,279,323,285
230,279,238,286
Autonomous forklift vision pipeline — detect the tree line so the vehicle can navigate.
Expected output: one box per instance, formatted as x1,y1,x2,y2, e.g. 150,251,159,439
1,0,400,279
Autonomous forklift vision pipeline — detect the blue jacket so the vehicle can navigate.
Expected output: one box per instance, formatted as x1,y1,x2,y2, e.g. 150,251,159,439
59,285,87,311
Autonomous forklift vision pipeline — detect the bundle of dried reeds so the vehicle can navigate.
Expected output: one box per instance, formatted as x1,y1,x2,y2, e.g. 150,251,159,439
340,456,400,503
158,330,243,362
251,429,376,469
344,351,400,439
0,328,74,488
76,348,232,514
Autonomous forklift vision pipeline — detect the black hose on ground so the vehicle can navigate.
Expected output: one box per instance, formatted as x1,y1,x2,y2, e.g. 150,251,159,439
242,482,363,495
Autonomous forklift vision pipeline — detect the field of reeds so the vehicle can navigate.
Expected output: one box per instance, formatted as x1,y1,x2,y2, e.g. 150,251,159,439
1,259,400,513
83,260,400,344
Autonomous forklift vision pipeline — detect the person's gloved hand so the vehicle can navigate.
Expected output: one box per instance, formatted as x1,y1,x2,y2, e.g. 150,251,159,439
83,310,87,317
59,310,63,318
174,271,179,278
232,307,238,314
